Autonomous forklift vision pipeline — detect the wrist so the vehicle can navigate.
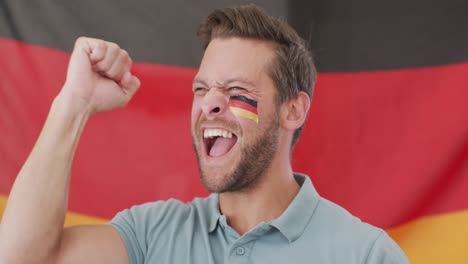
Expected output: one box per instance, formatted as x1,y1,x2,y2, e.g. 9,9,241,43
52,91,93,122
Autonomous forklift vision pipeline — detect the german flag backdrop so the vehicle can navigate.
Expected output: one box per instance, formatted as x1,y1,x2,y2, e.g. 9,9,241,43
1,0,468,263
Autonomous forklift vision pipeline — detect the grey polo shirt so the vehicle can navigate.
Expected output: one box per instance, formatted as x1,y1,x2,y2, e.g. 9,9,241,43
109,174,409,263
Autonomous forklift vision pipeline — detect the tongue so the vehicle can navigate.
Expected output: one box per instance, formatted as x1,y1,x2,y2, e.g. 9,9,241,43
209,137,236,157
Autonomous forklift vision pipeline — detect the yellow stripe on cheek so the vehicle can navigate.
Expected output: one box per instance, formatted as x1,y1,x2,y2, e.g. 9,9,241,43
230,107,259,124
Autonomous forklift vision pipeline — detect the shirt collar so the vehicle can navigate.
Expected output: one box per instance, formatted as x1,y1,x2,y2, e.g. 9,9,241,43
207,193,222,233
270,173,320,242
206,173,320,241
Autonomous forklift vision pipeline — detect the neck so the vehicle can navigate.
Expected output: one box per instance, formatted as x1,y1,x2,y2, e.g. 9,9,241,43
219,158,299,235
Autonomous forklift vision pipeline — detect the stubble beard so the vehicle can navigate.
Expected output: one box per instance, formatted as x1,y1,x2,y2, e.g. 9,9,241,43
192,116,279,193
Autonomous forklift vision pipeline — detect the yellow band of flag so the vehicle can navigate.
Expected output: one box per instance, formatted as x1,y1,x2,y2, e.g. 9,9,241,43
229,106,259,123
388,209,468,264
0,194,105,227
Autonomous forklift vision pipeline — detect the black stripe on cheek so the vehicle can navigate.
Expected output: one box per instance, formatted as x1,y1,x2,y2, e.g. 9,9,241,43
229,95,257,108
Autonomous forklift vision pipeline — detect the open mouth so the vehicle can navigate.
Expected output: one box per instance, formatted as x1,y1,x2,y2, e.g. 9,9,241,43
203,128,238,157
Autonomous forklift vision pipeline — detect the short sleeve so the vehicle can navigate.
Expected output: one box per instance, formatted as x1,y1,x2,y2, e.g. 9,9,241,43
108,207,146,264
107,199,190,264
365,231,410,264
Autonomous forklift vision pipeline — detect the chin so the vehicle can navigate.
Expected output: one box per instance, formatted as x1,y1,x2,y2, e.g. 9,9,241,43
199,169,234,193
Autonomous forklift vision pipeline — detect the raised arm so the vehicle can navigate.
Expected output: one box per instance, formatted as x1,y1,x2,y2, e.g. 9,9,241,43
0,37,140,264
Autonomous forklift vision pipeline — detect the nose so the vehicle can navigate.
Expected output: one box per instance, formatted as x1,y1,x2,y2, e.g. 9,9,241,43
201,89,228,118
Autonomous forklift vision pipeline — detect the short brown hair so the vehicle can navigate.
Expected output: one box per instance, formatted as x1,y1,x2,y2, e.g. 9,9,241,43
198,4,317,147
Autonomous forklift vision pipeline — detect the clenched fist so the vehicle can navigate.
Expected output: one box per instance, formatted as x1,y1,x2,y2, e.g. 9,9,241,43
59,37,140,115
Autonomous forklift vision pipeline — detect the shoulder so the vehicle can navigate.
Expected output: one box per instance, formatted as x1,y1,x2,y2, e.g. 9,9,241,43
109,196,214,240
111,196,212,227
365,231,410,264
312,197,381,240
299,197,408,263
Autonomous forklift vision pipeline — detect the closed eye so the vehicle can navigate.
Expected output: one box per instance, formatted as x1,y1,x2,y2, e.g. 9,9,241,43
193,87,208,94
228,86,246,92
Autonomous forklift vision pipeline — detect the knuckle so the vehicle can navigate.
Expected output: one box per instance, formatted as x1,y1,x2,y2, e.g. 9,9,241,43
122,50,132,64
76,36,87,43
96,40,106,49
134,78,141,89
123,54,132,66
75,36,88,47
119,51,128,62
108,43,120,53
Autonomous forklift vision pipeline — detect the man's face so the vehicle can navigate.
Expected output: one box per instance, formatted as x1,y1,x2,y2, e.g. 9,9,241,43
191,37,280,193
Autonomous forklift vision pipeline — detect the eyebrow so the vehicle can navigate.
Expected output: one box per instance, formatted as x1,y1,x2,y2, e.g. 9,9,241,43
192,77,256,88
192,77,208,87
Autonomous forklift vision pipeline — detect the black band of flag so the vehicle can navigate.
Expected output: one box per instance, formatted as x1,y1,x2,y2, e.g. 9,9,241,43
229,95,257,108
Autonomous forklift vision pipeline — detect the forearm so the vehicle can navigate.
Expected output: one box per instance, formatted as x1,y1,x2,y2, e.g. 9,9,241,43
0,94,91,263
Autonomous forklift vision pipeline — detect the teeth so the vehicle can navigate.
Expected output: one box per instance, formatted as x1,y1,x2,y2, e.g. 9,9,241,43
203,128,233,139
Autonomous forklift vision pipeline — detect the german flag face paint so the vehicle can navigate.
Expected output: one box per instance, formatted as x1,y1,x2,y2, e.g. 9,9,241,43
229,95,259,124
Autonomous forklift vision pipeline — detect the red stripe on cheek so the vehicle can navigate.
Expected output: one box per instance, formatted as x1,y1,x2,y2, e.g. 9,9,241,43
228,100,258,114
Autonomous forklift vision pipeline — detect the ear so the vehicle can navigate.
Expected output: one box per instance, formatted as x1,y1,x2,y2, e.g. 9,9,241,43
280,91,311,131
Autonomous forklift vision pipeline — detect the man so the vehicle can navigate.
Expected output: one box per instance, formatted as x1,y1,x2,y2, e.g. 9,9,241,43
0,5,409,264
